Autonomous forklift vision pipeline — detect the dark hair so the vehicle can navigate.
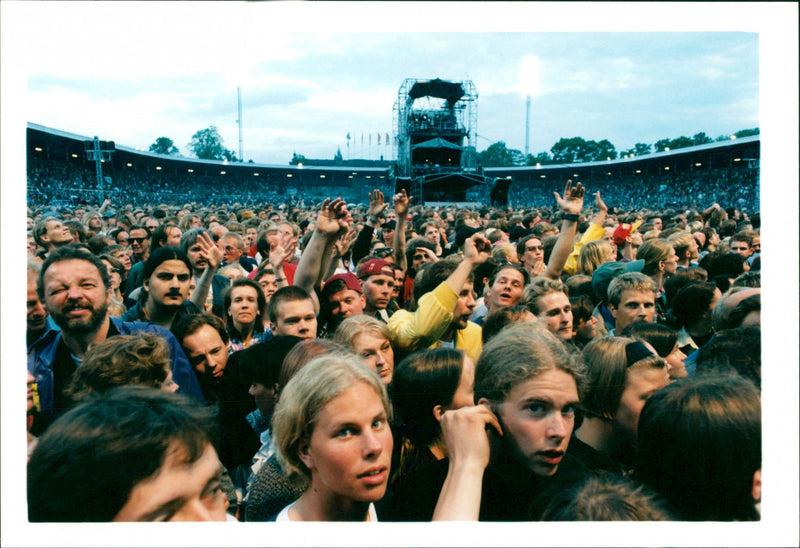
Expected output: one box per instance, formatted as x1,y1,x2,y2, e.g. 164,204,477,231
172,313,230,347
241,335,303,387
732,271,760,288
481,305,533,344
150,223,179,250
620,322,678,359
635,375,761,521
667,281,717,328
179,227,208,254
696,327,761,387
279,339,353,394
27,386,217,522
540,473,671,521
725,293,760,330
488,263,530,287
405,238,437,273
223,277,266,338
38,244,111,300
267,285,313,324
142,246,193,281
392,348,466,450
412,259,472,304
569,294,595,326
663,267,708,305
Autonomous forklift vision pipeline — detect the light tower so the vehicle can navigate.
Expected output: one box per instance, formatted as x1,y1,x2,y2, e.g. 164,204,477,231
520,55,540,158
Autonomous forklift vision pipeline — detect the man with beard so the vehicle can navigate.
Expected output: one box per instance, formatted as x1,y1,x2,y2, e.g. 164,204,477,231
389,233,490,364
28,245,203,426
121,247,201,331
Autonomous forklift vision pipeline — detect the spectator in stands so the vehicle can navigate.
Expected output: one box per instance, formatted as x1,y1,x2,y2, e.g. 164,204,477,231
333,315,395,385
27,258,57,353
224,277,269,351
318,272,365,336
271,355,393,521
606,272,658,336
666,282,720,356
524,277,573,341
730,231,754,259
472,264,530,326
668,231,700,268
357,258,398,322
29,245,203,425
636,239,678,321
220,232,257,274
267,286,317,340
33,217,73,259
28,386,229,522
99,254,127,317
128,225,151,265
180,228,229,318
121,246,201,331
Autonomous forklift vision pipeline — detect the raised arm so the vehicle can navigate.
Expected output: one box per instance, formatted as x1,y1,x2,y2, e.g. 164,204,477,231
351,189,388,266
543,180,585,280
562,191,607,277
190,232,224,307
293,198,352,314
392,189,411,272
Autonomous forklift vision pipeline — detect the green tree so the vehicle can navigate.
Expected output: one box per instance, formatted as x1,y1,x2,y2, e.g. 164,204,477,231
289,152,307,165
735,128,759,138
593,139,617,161
187,126,236,161
526,151,552,165
149,137,179,155
550,137,587,163
654,138,671,152
480,142,523,167
692,132,713,146
633,142,652,156
669,136,694,150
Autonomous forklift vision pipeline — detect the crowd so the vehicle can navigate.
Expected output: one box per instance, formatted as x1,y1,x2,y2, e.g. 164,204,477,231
25,172,763,524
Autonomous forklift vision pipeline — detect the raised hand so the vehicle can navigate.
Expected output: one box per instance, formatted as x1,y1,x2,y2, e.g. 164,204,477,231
196,231,222,270
368,189,388,220
594,190,608,212
463,233,491,265
393,188,411,218
334,226,357,257
439,404,502,472
554,179,586,215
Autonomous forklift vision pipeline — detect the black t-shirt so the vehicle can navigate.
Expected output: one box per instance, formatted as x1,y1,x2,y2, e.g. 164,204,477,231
386,452,589,521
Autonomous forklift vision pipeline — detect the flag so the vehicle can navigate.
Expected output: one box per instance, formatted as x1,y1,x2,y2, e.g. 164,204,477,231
361,132,364,145
377,133,381,145
347,132,351,140
385,133,390,144
369,133,372,146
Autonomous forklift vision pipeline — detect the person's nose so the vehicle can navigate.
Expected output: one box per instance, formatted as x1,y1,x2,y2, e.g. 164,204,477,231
362,428,385,458
547,412,569,440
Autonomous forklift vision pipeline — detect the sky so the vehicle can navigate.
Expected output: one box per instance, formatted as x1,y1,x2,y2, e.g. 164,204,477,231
2,3,799,547
3,2,765,166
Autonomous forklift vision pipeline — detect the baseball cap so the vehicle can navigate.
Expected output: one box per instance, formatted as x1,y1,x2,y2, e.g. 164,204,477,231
357,258,394,279
324,272,363,294
612,223,633,246
592,259,645,302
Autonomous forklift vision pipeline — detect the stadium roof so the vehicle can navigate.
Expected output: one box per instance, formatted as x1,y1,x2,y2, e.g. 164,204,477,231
407,78,465,105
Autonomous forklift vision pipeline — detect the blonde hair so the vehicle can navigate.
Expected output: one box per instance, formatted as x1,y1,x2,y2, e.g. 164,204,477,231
576,240,612,276
272,355,392,483
332,314,392,349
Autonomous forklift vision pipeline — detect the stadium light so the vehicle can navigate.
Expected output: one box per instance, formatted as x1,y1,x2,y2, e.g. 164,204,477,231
126,163,133,167
188,169,194,173
35,147,42,152
664,166,670,171
664,147,670,151
734,158,741,162
635,170,642,174
520,55,540,97
156,166,162,170
540,175,546,179
320,175,326,179
297,163,303,169
71,154,78,158
286,174,293,178
220,171,226,175
254,172,259,176
695,163,702,167
730,135,737,139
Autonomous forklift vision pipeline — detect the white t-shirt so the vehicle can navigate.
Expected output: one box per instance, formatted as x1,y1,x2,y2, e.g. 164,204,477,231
274,501,378,522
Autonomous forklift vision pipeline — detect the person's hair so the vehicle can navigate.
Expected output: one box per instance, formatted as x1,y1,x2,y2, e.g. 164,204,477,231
481,305,533,344
580,337,666,420
172,313,230,347
27,386,217,522
667,231,694,260
730,231,753,247
405,237,437,272
38,244,111,300
636,239,673,276
540,472,671,521
667,281,717,328
532,221,556,239
523,276,569,315
732,271,760,288
712,290,760,331
515,234,542,259
619,322,678,359
150,222,178,250
475,322,584,404
221,231,245,250
332,314,392,349
569,294,595,327
223,277,266,337
241,335,303,387
695,326,761,388
64,220,87,243
99,253,125,280
412,259,472,303
606,272,657,308
704,252,746,282
33,216,58,248
279,339,354,395
27,256,43,279
87,234,114,255
267,285,313,324
576,240,612,277
179,227,207,254
662,266,708,305
253,266,276,284
66,334,170,401
490,242,515,263
272,355,392,483
393,348,466,449
635,374,761,521
142,245,192,282
488,263,530,287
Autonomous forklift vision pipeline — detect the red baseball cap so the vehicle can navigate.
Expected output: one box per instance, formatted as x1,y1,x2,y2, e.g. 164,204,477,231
357,259,394,280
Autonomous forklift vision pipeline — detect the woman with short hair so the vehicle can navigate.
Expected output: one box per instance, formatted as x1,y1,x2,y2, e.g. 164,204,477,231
271,355,393,521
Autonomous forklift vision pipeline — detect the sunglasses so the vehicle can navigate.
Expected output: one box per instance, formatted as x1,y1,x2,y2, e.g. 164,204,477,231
374,248,394,257
130,237,147,244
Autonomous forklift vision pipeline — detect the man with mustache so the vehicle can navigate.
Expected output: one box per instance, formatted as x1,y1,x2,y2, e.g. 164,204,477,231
121,246,202,332
28,245,203,426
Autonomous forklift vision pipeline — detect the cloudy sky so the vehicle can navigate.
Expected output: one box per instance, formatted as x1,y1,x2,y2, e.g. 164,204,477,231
3,2,774,166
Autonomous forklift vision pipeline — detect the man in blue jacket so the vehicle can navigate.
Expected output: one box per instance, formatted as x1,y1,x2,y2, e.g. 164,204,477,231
27,245,203,426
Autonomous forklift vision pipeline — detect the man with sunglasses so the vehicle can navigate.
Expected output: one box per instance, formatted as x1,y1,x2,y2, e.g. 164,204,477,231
128,225,151,265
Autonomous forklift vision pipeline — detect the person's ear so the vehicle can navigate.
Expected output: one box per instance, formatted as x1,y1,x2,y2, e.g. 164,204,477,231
297,440,314,470
432,404,444,423
752,469,762,503
609,304,618,319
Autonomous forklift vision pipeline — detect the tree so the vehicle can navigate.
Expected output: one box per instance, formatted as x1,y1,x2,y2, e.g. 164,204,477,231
149,137,179,156
654,138,671,152
550,137,587,163
289,152,307,166
692,132,712,146
526,152,552,166
480,142,523,167
633,142,652,156
669,136,694,150
593,139,617,161
187,126,236,161
735,128,759,138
